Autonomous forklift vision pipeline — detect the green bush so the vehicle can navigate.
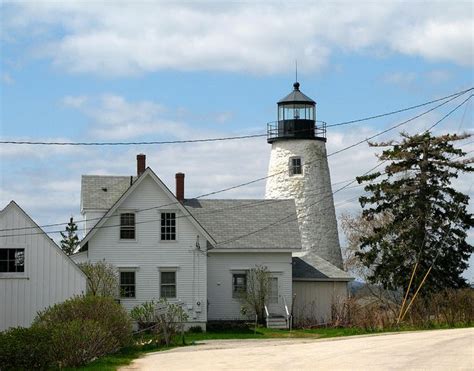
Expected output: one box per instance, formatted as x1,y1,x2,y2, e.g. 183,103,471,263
34,295,132,347
0,326,54,370
51,319,119,367
130,300,157,331
131,299,189,346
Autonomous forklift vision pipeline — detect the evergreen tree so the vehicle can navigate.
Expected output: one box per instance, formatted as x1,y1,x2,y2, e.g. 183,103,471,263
60,217,79,256
356,132,473,294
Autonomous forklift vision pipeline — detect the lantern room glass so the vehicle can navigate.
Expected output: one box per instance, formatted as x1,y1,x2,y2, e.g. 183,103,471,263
278,104,314,121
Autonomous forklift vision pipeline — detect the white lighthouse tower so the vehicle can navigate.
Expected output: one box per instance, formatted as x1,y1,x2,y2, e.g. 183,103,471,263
265,82,343,269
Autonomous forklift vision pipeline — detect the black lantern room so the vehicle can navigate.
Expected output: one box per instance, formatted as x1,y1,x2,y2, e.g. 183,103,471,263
267,82,326,143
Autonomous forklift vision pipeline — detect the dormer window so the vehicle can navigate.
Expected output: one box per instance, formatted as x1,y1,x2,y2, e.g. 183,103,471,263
290,157,302,176
120,213,135,240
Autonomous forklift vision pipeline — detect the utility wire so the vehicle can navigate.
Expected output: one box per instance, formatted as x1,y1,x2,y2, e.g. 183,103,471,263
1,92,471,234
0,177,370,238
0,88,471,146
325,88,473,128
213,102,473,248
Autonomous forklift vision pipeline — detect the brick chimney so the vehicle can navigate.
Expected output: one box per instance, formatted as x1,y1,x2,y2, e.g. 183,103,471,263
137,154,146,176
175,173,185,202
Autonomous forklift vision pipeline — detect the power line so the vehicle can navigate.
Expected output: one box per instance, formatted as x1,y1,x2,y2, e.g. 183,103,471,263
1,92,471,233
212,108,473,248
0,176,369,238
0,88,471,146
327,91,473,157
213,160,388,247
326,88,473,128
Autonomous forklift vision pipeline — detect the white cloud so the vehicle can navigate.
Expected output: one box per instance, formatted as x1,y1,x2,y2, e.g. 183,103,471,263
3,1,472,76
1,72,14,85
63,94,189,140
382,72,417,87
425,70,452,84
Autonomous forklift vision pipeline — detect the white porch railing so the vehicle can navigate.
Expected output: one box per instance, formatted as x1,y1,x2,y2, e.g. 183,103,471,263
281,295,292,331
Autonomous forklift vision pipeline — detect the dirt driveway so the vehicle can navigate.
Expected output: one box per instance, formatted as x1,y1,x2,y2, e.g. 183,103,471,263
122,328,473,370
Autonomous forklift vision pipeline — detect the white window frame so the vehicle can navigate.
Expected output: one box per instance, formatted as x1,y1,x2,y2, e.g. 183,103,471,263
159,268,178,299
289,156,303,176
232,272,247,299
119,270,136,299
160,211,177,242
119,211,136,241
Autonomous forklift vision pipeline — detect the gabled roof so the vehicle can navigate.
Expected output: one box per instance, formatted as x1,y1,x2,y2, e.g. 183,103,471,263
0,201,86,278
79,168,216,249
81,175,134,211
184,199,302,250
292,255,353,281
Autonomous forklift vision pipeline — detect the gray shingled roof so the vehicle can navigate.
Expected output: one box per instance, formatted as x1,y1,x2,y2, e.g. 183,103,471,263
292,254,353,281
184,199,302,250
278,82,315,104
81,175,133,210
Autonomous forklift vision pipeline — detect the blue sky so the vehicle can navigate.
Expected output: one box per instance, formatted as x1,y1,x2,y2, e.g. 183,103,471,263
1,1,473,280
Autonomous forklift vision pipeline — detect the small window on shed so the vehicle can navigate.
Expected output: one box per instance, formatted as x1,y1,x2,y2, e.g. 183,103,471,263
0,248,25,273
290,157,302,176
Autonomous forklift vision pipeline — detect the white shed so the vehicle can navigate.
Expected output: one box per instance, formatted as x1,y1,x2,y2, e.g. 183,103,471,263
0,201,86,331
292,255,353,326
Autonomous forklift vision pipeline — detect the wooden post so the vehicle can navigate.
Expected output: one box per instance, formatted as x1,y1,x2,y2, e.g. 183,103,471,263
397,261,418,324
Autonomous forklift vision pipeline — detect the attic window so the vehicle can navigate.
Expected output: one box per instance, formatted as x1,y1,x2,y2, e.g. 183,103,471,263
120,213,135,240
289,157,302,176
160,212,176,241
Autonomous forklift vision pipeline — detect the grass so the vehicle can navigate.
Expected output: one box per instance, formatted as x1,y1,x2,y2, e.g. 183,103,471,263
78,324,473,370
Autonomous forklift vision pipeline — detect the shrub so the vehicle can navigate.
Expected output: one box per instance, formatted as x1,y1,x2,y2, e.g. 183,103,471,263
406,288,474,327
130,300,157,331
34,295,132,348
131,299,189,346
0,326,54,370
78,261,119,297
51,320,119,367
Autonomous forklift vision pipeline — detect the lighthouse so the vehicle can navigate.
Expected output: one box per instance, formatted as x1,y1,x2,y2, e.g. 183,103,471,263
265,82,343,269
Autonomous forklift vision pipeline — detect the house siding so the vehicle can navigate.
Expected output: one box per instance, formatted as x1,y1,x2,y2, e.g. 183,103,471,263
292,281,348,326
84,175,208,324
82,210,106,235
0,203,86,331
207,252,293,320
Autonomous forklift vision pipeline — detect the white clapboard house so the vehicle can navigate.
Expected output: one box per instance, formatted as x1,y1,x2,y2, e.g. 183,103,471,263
0,201,86,331
72,153,352,328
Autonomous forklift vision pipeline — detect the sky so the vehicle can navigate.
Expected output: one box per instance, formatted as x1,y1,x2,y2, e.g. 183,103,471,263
1,1,473,280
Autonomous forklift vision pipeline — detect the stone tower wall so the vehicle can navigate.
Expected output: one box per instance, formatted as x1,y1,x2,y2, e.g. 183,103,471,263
265,139,343,269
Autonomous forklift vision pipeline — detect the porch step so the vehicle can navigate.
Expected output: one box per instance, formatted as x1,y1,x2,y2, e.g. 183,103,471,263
266,316,288,329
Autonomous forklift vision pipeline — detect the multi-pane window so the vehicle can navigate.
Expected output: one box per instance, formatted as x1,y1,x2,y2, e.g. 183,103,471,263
268,277,278,304
120,271,136,298
120,213,135,240
160,271,176,298
290,157,302,176
0,248,25,273
160,212,176,240
232,273,247,298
